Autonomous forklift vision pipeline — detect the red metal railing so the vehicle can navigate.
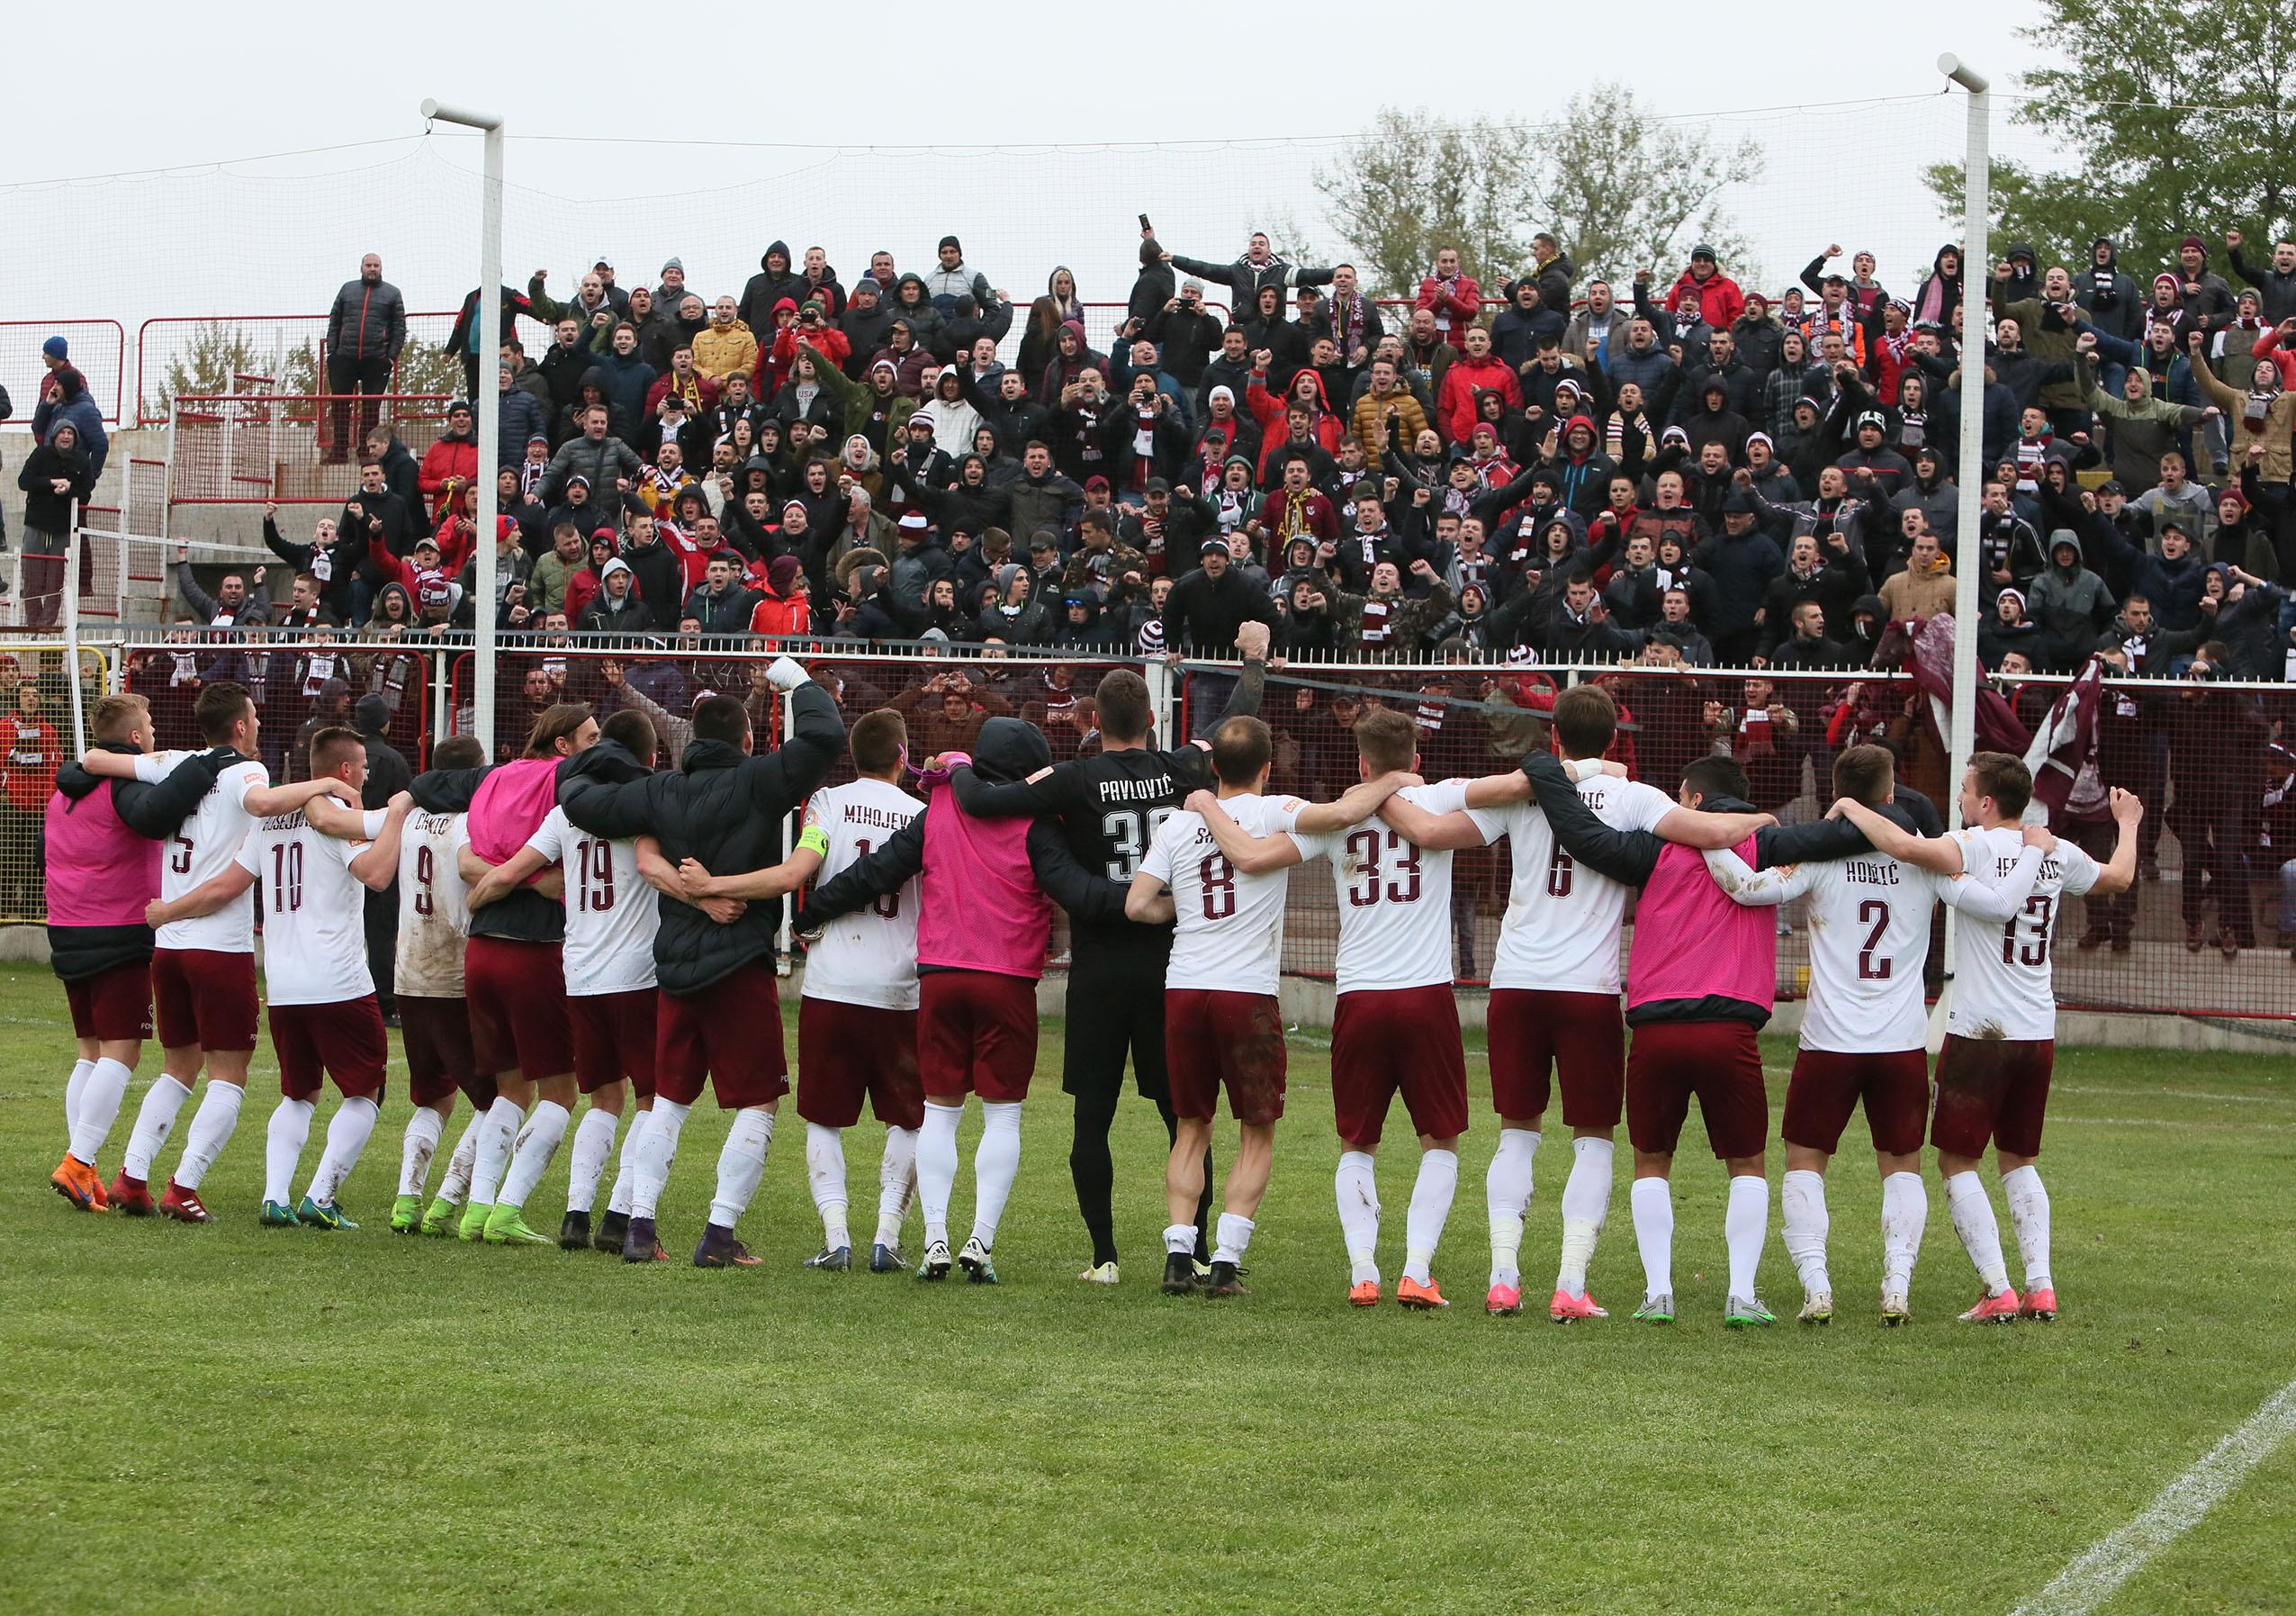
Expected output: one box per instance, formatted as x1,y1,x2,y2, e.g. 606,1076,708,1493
133,311,462,427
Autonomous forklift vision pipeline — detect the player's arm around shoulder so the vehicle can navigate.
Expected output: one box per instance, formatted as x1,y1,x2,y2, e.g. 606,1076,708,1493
803,812,926,925
1380,773,1506,852
1187,789,1305,874
348,792,416,891
1940,825,2048,922
241,772,356,819
1701,844,1808,907
1292,770,1414,836
1830,796,1961,875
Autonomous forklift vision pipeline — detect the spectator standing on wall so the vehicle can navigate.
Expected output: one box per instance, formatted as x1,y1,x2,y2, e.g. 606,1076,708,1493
325,255,406,463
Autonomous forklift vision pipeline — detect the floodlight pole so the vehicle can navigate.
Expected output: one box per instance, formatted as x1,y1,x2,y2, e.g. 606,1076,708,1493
422,99,504,754
1939,54,1989,828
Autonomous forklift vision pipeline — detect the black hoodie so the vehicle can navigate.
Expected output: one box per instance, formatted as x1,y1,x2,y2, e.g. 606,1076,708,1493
739,240,807,336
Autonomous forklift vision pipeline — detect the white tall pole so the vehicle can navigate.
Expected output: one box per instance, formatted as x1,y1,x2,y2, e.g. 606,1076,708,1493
62,499,86,752
1939,53,1990,828
422,99,504,754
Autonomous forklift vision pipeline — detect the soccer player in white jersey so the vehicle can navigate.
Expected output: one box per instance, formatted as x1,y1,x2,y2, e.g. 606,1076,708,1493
1700,745,2050,1325
680,708,924,1275
89,682,357,1221
384,733,495,1235
466,709,670,1252
1837,753,2140,1324
1374,684,1769,1320
1126,715,1410,1298
155,727,411,1227
1191,707,1495,1310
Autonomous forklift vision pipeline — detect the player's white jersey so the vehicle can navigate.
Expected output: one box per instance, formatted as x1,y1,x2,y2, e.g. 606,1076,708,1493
526,806,658,997
801,777,923,1012
237,808,385,1007
1945,824,2101,1042
1705,842,2042,1052
394,810,472,998
1292,779,1490,993
1484,773,1675,994
1143,792,1305,996
135,749,268,953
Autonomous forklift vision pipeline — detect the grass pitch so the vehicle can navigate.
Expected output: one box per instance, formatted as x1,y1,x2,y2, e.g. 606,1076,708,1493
3,964,2292,1615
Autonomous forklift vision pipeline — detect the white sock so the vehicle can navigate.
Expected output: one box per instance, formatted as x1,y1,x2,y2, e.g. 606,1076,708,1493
631,1100,689,1221
122,1074,193,1181
1403,1148,1459,1286
63,1056,94,1137
2002,1164,2053,1292
1880,1171,1927,1296
264,1097,315,1205
468,1097,524,1206
806,1121,851,1249
1724,1174,1769,1301
1164,1222,1198,1255
1780,1168,1831,1294
606,1109,649,1216
563,1107,618,1215
437,1111,486,1204
1631,1177,1674,1298
1945,1170,2012,1293
305,1096,379,1205
1335,1150,1382,1285
1556,1136,1614,1298
398,1107,446,1197
968,1100,1022,1250
917,1101,962,1249
1483,1128,1538,1287
875,1125,918,1248
498,1098,571,1210
707,1108,775,1230
172,1079,245,1191
68,1056,134,1166
1212,1211,1256,1266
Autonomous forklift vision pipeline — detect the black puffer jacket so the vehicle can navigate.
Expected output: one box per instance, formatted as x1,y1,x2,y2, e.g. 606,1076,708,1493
557,682,842,993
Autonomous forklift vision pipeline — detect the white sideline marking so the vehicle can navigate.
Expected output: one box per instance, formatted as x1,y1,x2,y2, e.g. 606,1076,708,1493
2052,1083,2287,1106
2010,1377,2296,1616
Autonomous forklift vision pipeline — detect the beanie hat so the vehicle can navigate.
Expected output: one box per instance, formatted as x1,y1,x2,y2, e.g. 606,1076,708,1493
2180,235,2205,255
767,554,803,591
662,257,683,274
41,336,68,360
939,235,961,253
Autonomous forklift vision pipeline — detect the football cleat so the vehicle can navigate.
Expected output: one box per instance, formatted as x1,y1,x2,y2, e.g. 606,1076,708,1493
869,1241,906,1274
1725,1296,1778,1328
50,1153,108,1213
456,1201,491,1242
259,1199,302,1228
1397,1276,1448,1310
692,1224,761,1268
2018,1286,2059,1323
1486,1282,1524,1316
592,1210,630,1254
107,1172,154,1217
1880,1292,1913,1327
916,1239,953,1281
419,1196,461,1237
295,1196,358,1232
1203,1259,1248,1298
1348,1279,1382,1308
1161,1252,1199,1295
1077,1260,1118,1285
1797,1291,1834,1325
1550,1288,1608,1322
1958,1286,2021,1324
621,1216,666,1264
1632,1292,1676,1325
158,1181,212,1224
805,1245,852,1272
389,1194,422,1233
558,1211,591,1251
958,1235,998,1285
482,1205,550,1246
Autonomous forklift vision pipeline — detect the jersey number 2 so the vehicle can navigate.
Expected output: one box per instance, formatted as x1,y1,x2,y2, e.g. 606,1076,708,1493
1857,899,1891,980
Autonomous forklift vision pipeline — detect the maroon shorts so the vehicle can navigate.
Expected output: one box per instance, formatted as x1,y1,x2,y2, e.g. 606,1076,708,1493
399,994,493,1111
1486,988,1625,1129
151,948,258,1052
798,996,923,1130
657,961,788,1109
918,971,1038,1104
1931,1034,2055,1159
62,961,153,1043
569,988,660,1097
1625,1019,1768,1160
1165,989,1287,1126
270,996,388,1102
1330,985,1469,1147
1783,1047,1930,1157
464,935,573,1081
